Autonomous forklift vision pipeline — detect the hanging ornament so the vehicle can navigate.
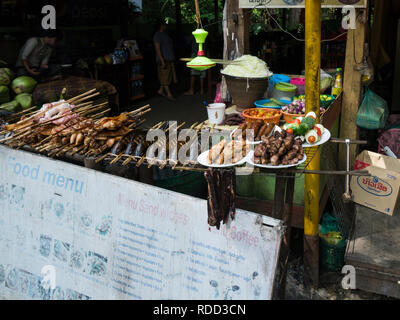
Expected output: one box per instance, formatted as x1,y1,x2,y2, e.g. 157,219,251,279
187,28,216,71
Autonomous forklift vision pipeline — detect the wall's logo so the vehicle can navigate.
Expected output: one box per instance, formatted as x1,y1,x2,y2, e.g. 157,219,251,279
341,265,356,290
41,265,56,290
342,6,356,30
357,176,393,197
41,5,56,30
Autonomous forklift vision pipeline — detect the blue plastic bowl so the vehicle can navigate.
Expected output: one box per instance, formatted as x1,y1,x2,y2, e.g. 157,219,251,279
254,99,291,109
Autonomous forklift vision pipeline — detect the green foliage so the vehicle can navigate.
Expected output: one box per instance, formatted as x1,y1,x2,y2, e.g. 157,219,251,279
142,0,223,27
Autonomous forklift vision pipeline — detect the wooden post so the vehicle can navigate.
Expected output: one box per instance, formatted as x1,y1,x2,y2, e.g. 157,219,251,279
224,0,250,59
304,0,321,288
339,9,368,170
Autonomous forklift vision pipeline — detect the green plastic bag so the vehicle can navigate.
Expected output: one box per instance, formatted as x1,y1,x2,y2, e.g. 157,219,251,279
356,89,388,130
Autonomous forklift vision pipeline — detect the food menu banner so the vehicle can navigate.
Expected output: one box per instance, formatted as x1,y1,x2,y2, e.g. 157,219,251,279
239,0,367,8
0,145,283,300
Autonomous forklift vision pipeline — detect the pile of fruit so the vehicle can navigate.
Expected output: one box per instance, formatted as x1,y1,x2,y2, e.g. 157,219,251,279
0,67,37,113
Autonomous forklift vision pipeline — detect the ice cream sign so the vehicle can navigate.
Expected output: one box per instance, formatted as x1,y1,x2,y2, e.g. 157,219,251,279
239,0,367,8
357,176,393,197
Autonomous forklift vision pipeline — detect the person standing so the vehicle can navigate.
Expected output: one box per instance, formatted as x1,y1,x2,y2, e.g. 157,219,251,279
16,29,61,82
153,19,177,101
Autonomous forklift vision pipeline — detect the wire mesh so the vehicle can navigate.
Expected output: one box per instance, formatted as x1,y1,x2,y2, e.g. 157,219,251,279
322,141,356,242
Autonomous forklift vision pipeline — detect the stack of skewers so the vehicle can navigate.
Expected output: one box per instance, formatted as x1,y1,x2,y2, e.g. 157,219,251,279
96,122,206,171
0,89,151,159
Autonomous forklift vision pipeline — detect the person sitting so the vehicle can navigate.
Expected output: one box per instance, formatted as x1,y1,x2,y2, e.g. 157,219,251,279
16,29,61,83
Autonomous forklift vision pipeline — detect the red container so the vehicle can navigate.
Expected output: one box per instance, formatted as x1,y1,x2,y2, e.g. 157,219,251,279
290,77,306,95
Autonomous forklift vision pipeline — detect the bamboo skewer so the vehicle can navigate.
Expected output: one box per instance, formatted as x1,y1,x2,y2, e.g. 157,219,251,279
67,89,97,104
71,92,101,105
68,145,86,156
56,145,76,157
5,106,38,121
76,101,108,113
79,106,109,117
91,109,112,119
74,101,93,109
95,152,111,163
47,145,64,157
110,152,124,165
127,104,150,115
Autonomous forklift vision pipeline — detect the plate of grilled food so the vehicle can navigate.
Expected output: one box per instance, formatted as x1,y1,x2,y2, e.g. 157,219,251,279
230,120,276,145
247,130,307,168
197,138,251,168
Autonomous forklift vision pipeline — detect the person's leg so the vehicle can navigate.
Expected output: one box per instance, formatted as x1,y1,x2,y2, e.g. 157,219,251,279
157,63,166,96
184,76,195,95
164,63,175,101
158,86,165,96
164,85,175,101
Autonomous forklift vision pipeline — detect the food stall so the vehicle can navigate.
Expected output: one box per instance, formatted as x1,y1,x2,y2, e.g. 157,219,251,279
0,0,372,300
0,53,353,301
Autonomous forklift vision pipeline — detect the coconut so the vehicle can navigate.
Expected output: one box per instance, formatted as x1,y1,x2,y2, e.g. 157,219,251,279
11,76,37,95
0,100,21,113
0,68,14,86
0,85,10,104
15,93,33,110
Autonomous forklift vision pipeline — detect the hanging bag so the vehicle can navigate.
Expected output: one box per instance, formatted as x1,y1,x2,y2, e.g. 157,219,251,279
356,89,389,130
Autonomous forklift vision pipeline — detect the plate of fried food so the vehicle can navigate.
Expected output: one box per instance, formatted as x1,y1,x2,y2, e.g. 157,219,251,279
230,120,276,145
197,138,251,168
247,130,307,168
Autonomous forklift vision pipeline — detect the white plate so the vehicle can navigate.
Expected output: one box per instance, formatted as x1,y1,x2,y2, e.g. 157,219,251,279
230,125,278,145
246,150,307,169
302,129,331,148
197,149,251,168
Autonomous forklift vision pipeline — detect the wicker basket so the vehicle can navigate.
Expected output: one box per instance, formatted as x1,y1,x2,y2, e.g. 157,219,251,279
223,74,269,112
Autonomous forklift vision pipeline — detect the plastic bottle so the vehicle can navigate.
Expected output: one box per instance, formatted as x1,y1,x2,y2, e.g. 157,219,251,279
331,68,343,97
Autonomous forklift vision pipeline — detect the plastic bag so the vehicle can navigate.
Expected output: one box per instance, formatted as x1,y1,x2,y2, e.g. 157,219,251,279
319,213,345,246
356,89,389,130
301,69,333,93
214,82,223,103
320,69,334,93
